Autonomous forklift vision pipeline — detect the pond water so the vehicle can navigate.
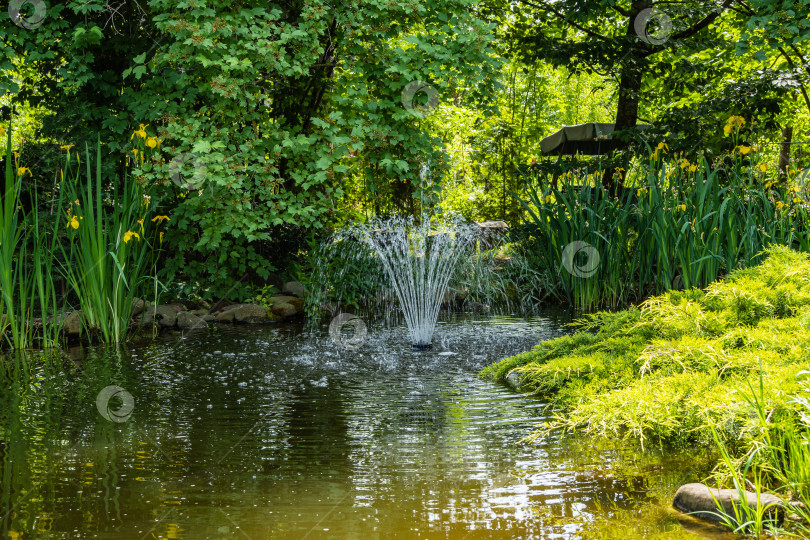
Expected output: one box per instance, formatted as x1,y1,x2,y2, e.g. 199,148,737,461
1,312,727,539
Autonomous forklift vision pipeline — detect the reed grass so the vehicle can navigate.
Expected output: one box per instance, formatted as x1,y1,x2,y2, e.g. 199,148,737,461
58,142,155,343
0,135,30,348
0,127,62,349
1,127,163,349
515,151,810,311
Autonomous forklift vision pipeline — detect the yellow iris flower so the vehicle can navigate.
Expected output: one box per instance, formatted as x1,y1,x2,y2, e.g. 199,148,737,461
131,124,149,140
123,231,140,243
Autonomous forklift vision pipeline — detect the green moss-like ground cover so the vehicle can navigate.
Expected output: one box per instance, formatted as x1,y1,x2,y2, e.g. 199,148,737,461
481,246,810,448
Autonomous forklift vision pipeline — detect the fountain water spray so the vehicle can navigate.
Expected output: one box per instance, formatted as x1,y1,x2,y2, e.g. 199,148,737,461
356,214,477,349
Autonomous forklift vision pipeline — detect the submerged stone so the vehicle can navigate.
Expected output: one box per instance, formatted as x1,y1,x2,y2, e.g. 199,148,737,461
673,482,784,524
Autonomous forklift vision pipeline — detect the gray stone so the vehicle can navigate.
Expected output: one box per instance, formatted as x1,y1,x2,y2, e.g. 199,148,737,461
282,281,306,297
131,298,148,316
506,371,523,390
270,295,297,306
177,311,208,330
269,296,304,319
203,314,216,322
60,311,82,335
142,304,180,327
214,303,270,324
190,309,209,317
673,483,784,524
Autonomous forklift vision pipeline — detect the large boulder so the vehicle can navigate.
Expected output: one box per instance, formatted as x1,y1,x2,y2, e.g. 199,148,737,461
177,311,208,330
214,303,274,324
673,483,785,524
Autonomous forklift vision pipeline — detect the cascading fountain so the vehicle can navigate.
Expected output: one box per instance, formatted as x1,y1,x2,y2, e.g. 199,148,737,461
355,214,478,350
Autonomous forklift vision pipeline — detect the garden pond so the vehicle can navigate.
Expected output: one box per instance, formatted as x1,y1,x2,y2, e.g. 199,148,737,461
0,312,731,539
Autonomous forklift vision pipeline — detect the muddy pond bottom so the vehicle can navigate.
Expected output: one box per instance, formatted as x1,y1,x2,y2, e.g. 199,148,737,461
1,312,718,539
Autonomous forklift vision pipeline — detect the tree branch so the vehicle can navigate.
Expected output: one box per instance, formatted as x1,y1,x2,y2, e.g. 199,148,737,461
670,0,736,41
515,0,609,42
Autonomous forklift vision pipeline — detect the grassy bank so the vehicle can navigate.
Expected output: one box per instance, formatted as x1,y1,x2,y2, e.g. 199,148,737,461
481,246,810,533
482,245,809,447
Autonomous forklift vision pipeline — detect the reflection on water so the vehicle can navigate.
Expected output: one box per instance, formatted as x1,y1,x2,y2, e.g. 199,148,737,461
1,313,716,539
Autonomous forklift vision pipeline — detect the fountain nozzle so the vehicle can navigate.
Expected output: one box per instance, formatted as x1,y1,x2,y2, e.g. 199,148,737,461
412,343,432,351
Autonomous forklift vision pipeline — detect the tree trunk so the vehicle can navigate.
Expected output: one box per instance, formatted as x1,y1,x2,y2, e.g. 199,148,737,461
779,125,793,178
602,61,642,196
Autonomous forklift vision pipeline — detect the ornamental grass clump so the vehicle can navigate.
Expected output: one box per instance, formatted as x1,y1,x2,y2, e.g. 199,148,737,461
57,141,162,343
481,246,810,449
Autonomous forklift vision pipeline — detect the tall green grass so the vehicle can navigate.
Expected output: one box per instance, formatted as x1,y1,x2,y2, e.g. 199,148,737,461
0,131,31,348
58,142,156,343
0,128,64,349
1,127,164,349
515,152,810,311
705,369,810,536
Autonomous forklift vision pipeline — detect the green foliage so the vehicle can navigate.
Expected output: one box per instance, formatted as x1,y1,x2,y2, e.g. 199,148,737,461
450,242,555,310
481,247,810,450
253,284,279,316
2,0,501,300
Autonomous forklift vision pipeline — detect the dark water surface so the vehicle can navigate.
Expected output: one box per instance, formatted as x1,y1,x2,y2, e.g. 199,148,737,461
1,313,721,539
